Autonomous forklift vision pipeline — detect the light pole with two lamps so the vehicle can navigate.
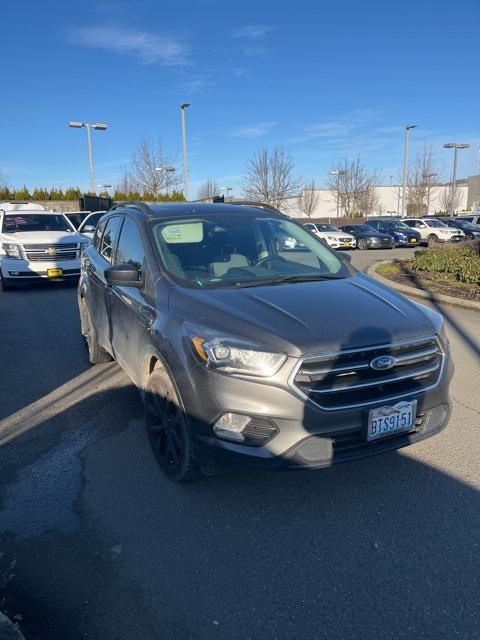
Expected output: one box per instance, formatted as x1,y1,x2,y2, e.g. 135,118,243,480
443,143,469,217
180,103,190,201
68,121,108,194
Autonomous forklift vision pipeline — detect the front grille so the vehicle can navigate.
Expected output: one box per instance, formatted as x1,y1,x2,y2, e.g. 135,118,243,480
292,336,443,410
23,243,79,262
340,237,353,242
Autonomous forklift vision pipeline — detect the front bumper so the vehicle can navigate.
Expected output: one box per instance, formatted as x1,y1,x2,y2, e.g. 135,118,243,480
397,237,421,246
1,257,80,281
180,351,454,474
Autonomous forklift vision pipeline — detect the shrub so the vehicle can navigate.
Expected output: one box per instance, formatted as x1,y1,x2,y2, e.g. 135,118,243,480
412,245,480,287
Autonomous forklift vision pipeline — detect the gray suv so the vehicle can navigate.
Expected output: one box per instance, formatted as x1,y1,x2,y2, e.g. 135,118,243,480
78,202,453,481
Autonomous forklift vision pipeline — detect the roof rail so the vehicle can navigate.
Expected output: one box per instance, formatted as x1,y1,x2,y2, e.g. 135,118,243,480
109,201,155,216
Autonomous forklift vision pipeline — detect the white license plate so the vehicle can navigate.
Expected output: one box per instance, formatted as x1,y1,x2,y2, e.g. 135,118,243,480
367,400,417,441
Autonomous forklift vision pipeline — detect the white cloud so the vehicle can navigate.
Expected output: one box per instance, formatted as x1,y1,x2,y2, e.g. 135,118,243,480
66,26,190,66
230,25,276,40
230,121,278,138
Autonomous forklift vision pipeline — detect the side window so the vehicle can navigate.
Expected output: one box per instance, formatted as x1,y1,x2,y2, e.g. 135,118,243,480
115,218,146,276
100,216,122,263
93,219,107,250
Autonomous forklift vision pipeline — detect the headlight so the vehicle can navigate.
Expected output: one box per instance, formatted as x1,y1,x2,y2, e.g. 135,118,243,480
80,241,89,252
327,235,336,241
186,325,287,377
1,243,23,260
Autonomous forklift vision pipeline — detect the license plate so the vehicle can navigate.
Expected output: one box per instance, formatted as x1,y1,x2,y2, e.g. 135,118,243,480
367,400,416,441
410,238,417,243
47,268,63,278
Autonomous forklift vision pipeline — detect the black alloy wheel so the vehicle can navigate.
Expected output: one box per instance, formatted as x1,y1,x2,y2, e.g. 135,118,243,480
357,238,368,250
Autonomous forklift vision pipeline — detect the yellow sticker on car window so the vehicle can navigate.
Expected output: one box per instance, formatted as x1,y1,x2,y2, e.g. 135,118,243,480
161,222,204,244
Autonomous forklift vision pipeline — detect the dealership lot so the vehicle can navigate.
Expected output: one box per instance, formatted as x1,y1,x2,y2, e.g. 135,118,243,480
0,250,479,639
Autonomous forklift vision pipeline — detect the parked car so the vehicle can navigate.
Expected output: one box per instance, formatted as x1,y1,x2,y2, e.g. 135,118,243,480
457,214,480,228
78,202,452,482
445,218,480,241
78,211,107,240
339,224,394,250
304,223,356,249
0,202,89,290
402,218,464,246
367,219,421,246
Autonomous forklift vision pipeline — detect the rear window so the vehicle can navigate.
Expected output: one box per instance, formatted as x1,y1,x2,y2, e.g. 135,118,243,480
2,214,73,233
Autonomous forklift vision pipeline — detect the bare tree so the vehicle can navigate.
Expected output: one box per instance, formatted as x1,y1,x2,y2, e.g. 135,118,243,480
327,157,381,217
129,136,181,200
407,145,439,216
439,185,463,213
297,179,319,218
241,147,303,210
197,179,220,201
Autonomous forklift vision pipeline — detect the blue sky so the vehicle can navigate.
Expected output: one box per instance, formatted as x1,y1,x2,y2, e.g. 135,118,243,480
2,0,480,197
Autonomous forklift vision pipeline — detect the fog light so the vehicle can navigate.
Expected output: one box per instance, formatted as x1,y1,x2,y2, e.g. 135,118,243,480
213,413,251,443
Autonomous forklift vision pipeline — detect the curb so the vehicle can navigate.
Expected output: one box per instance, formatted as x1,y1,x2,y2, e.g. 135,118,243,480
0,613,25,640
367,261,480,312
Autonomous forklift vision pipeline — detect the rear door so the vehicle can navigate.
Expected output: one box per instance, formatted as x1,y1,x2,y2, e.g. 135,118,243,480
85,215,123,351
108,217,155,382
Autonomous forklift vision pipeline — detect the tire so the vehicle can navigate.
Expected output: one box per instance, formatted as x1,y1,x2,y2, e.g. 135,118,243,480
427,234,439,247
1,274,14,291
79,296,112,365
144,368,200,482
357,238,368,250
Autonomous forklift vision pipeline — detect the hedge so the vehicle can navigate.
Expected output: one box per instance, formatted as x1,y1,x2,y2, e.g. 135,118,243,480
412,245,480,287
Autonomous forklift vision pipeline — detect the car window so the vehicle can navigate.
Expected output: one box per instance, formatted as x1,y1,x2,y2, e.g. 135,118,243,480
2,213,73,233
152,213,348,289
80,212,104,232
93,218,107,250
99,216,122,263
115,218,146,276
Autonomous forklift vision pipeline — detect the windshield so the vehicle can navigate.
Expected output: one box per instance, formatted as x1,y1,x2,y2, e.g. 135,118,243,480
152,214,349,289
2,214,73,233
425,219,447,228
386,221,410,230
354,225,376,233
317,224,338,232
454,220,476,230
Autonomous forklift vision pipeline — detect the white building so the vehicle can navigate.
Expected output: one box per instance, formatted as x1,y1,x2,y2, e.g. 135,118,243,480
283,181,471,219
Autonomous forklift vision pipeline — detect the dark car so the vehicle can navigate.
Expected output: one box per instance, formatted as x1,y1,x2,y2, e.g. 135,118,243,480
446,219,480,240
78,202,452,482
457,215,480,228
339,224,395,250
367,219,422,247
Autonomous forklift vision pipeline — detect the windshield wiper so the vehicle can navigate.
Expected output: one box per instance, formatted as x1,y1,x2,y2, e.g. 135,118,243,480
234,274,346,288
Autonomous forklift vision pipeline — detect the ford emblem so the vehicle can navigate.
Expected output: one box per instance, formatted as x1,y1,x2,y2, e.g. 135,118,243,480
370,355,396,371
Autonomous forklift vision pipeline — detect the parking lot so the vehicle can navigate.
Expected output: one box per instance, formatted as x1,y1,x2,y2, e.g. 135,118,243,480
0,248,479,639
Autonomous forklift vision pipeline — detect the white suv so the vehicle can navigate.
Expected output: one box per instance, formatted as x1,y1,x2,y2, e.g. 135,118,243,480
403,217,465,246
0,203,89,290
304,223,356,249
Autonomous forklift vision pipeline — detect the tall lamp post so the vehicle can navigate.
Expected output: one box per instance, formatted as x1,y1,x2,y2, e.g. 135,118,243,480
330,170,346,217
401,124,418,217
422,172,437,215
180,103,190,201
443,143,469,217
155,166,176,197
68,121,108,194
221,186,233,201
97,183,112,196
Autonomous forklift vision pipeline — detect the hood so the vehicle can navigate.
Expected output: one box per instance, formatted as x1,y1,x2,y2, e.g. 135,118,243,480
170,272,437,357
317,231,354,239
1,231,83,244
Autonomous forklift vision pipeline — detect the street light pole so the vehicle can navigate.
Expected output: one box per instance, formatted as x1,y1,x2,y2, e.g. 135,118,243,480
329,170,346,217
180,103,190,201
68,121,108,195
402,125,418,217
444,143,470,218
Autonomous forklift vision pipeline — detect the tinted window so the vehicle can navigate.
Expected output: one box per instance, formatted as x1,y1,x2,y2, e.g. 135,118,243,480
115,218,146,275
93,218,107,250
100,216,122,263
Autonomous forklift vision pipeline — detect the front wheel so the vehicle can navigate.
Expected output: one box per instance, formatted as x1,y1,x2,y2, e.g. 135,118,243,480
427,234,439,247
357,238,368,250
0,273,14,291
144,368,200,482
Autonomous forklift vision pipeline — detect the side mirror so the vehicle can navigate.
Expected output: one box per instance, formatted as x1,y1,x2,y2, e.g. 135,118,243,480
83,225,95,233
104,263,142,287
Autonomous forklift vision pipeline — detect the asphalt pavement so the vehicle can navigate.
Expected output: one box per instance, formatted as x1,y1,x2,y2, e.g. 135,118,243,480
0,252,479,640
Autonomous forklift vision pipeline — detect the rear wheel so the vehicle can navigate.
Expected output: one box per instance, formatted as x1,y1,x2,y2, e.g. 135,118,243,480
144,368,200,482
79,296,112,364
357,238,368,250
